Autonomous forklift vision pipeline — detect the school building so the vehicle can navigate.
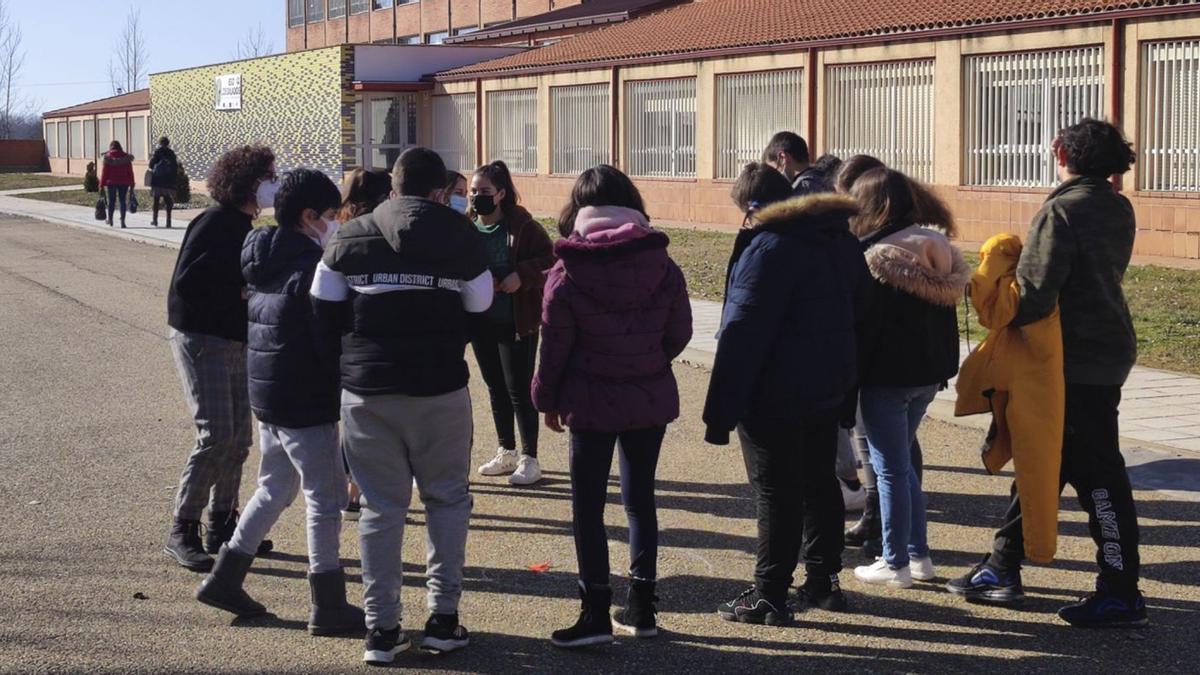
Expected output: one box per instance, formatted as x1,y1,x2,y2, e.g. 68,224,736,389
41,0,1200,259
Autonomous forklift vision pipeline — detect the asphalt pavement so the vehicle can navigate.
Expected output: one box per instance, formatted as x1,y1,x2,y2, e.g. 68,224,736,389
0,215,1197,674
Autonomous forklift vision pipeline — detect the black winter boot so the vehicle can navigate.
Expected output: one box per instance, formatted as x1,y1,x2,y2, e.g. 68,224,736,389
195,545,267,617
308,568,366,636
205,510,273,556
551,582,614,649
612,579,658,638
845,488,882,555
163,518,214,572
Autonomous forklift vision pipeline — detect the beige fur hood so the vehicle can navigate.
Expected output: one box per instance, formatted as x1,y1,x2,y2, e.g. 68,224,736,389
865,225,970,307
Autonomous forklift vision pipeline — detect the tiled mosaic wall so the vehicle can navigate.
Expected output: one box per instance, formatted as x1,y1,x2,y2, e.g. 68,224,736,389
149,47,349,182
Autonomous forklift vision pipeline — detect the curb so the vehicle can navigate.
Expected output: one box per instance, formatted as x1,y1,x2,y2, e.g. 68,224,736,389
0,205,183,251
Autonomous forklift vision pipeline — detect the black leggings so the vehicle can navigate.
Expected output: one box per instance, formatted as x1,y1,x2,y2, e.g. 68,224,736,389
471,322,539,457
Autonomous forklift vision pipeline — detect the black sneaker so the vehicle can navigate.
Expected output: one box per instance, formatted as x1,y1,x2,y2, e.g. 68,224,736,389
718,587,792,626
1058,584,1149,629
797,575,848,612
363,625,411,665
421,613,470,653
946,557,1025,605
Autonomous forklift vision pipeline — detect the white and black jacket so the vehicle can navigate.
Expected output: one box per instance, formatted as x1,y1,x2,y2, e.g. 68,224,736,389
310,196,493,397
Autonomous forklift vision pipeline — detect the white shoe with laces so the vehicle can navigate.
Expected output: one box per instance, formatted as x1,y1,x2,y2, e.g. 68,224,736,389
478,448,518,476
840,479,867,512
508,455,542,485
854,558,914,589
910,555,936,581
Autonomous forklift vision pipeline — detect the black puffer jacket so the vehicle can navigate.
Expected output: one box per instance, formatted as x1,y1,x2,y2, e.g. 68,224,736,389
242,226,339,428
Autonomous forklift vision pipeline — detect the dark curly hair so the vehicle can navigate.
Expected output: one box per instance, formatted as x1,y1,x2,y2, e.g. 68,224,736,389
1056,118,1135,178
207,144,276,208
275,169,342,230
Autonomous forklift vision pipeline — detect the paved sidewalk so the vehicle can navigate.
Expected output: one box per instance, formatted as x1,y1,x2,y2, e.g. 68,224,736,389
0,188,190,247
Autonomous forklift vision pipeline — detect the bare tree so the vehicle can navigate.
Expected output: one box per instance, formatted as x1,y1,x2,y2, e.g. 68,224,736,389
108,6,148,96
0,0,33,139
235,24,275,60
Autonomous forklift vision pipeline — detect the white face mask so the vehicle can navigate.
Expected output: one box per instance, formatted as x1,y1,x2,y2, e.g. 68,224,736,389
449,194,469,214
317,217,340,248
255,178,280,211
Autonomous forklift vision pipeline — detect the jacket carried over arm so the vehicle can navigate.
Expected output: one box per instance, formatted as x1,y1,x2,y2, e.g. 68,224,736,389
167,205,254,342
955,234,1064,564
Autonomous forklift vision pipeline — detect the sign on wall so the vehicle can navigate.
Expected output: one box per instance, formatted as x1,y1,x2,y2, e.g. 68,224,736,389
215,74,242,111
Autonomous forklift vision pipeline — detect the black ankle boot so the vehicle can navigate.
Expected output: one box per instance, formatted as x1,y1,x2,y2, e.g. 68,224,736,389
163,518,213,572
845,488,881,548
308,568,366,636
551,582,614,649
205,510,273,556
613,579,658,638
195,544,267,617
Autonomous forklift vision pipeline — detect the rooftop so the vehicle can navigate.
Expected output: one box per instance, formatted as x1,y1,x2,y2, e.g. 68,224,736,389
438,0,1200,78
44,89,151,118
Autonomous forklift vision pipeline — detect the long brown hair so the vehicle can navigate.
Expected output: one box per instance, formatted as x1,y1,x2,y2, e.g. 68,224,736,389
849,168,957,239
338,168,391,222
834,154,885,194
557,165,646,237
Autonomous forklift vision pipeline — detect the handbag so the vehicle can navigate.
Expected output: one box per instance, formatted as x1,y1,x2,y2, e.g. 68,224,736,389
144,169,154,186
129,192,139,214
94,197,107,221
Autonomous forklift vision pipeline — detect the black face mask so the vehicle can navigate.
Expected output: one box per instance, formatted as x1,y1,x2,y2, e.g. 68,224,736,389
471,194,497,216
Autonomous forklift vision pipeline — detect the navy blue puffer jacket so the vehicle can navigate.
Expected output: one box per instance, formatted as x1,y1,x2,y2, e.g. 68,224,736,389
242,225,340,429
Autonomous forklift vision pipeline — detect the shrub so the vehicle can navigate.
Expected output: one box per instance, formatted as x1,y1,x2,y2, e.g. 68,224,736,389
174,164,192,204
83,162,99,192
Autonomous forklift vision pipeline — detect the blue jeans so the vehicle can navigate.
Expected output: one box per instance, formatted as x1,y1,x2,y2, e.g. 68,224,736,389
859,384,939,569
106,185,128,221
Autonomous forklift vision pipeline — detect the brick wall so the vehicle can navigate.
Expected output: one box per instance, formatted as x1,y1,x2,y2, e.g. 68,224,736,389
0,140,48,172
481,0,515,26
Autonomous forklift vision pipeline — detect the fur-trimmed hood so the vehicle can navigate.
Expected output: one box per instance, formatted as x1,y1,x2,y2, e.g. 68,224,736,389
864,225,970,307
752,193,859,241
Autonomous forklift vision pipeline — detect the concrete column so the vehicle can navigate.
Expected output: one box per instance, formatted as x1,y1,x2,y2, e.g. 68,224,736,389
933,38,962,187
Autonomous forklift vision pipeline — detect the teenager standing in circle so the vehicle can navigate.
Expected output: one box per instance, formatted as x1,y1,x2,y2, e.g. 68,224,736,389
470,161,555,486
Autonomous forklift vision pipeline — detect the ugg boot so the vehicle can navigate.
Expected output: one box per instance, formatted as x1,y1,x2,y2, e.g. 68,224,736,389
551,581,614,649
163,518,213,572
195,544,267,617
205,510,273,556
307,568,366,636
845,487,881,553
612,579,658,638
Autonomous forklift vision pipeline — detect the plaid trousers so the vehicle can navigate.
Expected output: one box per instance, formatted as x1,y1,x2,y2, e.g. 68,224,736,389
169,328,253,521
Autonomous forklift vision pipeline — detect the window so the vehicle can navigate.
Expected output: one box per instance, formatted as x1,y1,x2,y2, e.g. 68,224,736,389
112,117,127,149
351,0,369,13
129,116,147,160
625,78,696,178
716,69,804,180
83,120,96,159
367,94,418,171
97,118,112,155
44,122,57,158
306,0,325,23
351,99,363,168
433,93,477,171
396,35,419,45
57,122,68,160
372,38,394,45
964,46,1103,187
69,121,83,159
1140,39,1200,192
328,0,346,19
487,89,538,173
551,83,609,174
373,0,393,8
454,27,480,37
426,31,449,44
826,60,934,183
288,0,305,27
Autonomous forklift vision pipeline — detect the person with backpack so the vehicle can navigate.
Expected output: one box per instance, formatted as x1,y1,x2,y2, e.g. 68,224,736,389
149,137,179,228
534,165,692,647
99,140,135,228
195,168,363,636
311,147,492,664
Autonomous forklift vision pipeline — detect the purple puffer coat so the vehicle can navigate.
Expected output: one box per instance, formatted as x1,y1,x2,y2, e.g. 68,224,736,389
531,206,693,433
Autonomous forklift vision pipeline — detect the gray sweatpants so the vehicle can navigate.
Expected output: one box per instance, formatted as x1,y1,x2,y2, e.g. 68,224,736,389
341,387,474,630
228,422,348,573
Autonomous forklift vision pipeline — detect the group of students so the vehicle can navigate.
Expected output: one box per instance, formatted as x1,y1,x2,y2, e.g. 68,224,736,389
159,116,1147,666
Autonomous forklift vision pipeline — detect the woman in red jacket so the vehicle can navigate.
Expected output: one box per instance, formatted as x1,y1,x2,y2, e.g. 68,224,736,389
99,141,136,228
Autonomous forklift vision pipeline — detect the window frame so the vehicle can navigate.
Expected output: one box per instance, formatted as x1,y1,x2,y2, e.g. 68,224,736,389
624,77,697,179
306,0,325,24
328,0,347,19
1138,38,1200,193
550,82,611,176
486,88,539,175
432,93,478,172
714,68,805,180
288,0,305,27
350,0,370,14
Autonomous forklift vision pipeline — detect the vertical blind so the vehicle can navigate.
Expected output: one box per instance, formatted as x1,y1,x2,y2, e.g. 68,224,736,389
551,83,610,175
715,69,804,179
129,117,147,160
1140,39,1200,192
69,121,83,159
97,119,112,156
625,78,697,178
487,89,538,173
44,123,57,158
433,93,478,171
964,47,1104,187
83,120,95,159
826,60,934,183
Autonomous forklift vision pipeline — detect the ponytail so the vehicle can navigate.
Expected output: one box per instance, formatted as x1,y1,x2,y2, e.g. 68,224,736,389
474,160,519,214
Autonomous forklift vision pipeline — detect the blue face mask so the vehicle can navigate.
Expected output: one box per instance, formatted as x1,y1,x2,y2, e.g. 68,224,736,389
449,194,469,214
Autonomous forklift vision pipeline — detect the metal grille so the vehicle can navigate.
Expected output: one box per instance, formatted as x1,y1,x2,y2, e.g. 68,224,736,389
625,78,696,178
964,47,1104,187
1140,40,1200,192
487,89,538,173
306,0,324,23
826,60,934,183
433,93,477,171
716,70,804,179
328,0,346,19
551,83,610,175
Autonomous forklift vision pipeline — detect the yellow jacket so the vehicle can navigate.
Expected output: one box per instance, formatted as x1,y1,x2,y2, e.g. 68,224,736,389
955,234,1064,564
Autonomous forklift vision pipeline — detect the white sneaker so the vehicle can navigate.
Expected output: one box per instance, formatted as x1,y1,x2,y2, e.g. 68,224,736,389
840,479,867,512
508,455,542,485
854,558,913,589
478,448,518,476
910,555,936,581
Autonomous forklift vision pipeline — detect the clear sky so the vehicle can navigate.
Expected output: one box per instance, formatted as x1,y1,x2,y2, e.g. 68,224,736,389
8,0,285,112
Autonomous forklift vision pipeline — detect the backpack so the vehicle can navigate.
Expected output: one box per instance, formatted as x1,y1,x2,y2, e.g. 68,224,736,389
152,153,177,182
